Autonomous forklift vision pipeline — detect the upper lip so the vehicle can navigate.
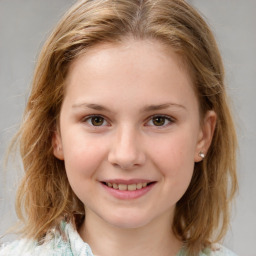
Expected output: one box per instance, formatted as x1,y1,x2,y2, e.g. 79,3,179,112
101,179,154,184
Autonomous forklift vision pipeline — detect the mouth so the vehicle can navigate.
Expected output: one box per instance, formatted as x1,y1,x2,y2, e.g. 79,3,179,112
102,181,156,191
100,179,157,199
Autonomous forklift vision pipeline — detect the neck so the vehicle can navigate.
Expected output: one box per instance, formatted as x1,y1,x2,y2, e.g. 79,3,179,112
78,210,182,256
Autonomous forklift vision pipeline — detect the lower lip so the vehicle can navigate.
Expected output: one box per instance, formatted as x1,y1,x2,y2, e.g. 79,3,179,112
101,183,155,200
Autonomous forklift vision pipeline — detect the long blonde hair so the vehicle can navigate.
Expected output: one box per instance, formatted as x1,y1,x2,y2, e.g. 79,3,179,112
10,0,237,255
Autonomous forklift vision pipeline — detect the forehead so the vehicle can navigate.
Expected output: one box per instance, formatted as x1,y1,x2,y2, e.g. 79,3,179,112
67,38,193,85
64,38,197,109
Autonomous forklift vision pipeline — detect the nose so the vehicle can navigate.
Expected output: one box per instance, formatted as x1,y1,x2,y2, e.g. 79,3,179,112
108,125,146,170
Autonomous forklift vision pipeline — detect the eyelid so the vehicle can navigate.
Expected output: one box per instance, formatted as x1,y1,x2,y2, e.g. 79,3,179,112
82,114,110,127
145,114,176,127
81,114,175,128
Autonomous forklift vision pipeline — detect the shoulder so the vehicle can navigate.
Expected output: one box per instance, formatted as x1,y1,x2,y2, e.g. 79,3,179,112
0,233,71,256
201,244,238,256
0,222,93,256
0,238,36,256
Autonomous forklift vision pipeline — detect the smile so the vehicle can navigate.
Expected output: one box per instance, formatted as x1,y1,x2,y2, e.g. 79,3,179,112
101,180,156,200
104,182,148,191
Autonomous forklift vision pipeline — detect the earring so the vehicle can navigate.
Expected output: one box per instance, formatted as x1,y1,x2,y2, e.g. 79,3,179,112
199,151,205,159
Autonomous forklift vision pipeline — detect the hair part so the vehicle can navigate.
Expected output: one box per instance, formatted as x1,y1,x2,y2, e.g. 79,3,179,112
9,0,237,255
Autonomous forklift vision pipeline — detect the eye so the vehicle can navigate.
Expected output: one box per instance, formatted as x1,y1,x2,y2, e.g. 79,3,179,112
146,115,174,127
84,115,108,126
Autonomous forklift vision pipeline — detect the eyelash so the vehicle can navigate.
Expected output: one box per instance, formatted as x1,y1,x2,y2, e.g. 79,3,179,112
82,114,175,128
146,115,175,127
82,115,109,127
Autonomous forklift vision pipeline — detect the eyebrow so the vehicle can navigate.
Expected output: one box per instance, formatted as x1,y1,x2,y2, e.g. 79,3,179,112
72,102,186,112
72,103,112,112
142,103,186,112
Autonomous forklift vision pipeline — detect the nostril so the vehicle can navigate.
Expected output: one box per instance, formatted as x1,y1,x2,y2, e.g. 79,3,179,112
111,161,137,170
108,140,146,169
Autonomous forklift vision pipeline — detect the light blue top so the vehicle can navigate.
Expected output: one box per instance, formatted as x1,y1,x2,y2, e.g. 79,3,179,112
0,222,237,256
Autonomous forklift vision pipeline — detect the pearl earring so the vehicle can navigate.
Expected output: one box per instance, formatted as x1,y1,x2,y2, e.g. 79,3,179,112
199,151,205,159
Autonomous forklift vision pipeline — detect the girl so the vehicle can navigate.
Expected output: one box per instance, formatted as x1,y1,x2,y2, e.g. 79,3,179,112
0,0,238,255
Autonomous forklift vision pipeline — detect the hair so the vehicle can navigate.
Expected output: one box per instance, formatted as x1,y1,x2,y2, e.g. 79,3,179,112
9,0,237,255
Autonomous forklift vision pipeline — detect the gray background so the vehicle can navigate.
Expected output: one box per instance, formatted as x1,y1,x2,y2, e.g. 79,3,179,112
0,1,255,255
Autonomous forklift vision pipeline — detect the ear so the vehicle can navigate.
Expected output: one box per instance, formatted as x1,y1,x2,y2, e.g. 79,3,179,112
194,110,217,162
52,130,64,160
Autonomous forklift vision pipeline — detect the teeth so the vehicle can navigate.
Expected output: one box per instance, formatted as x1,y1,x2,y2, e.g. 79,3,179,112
136,183,142,189
118,184,127,190
128,184,137,191
105,182,150,190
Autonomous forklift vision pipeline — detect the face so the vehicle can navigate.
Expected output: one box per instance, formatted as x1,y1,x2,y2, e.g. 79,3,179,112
53,39,215,230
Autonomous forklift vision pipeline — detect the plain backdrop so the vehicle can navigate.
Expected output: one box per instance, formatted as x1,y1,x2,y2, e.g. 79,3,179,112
0,1,256,255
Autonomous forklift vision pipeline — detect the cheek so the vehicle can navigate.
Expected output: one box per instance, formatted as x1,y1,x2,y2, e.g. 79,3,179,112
148,131,197,178
62,132,108,180
61,134,109,204
146,132,197,207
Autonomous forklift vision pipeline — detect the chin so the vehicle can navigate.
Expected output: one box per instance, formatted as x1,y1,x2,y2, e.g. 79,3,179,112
104,212,152,230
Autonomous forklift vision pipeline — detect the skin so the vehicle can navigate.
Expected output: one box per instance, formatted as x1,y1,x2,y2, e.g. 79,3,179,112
53,38,216,256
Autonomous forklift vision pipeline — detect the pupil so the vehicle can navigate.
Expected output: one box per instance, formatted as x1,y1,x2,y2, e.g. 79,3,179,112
153,116,165,126
92,116,103,126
